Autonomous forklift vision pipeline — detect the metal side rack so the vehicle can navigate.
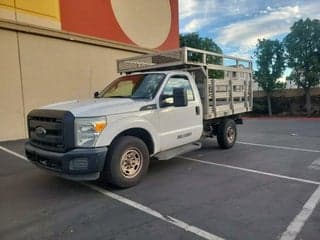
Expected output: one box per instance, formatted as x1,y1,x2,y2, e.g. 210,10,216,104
117,47,253,120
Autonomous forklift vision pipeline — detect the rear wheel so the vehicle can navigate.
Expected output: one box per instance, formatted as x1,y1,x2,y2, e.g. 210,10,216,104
101,136,149,188
217,119,237,149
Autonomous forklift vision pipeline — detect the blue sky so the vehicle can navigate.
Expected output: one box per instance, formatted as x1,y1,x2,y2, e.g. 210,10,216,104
179,0,320,76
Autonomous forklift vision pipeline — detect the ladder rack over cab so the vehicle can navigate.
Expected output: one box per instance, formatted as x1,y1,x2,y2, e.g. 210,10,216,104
117,47,253,119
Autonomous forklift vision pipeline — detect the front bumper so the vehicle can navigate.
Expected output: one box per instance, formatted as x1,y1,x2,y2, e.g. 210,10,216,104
25,142,107,181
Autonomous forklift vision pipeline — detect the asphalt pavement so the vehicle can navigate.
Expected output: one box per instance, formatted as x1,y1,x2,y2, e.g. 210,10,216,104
0,118,319,240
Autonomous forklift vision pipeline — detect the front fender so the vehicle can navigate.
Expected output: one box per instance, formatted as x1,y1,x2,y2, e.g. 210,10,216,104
95,115,160,154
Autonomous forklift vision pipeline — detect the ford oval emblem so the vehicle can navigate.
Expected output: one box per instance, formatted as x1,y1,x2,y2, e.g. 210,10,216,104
35,126,46,136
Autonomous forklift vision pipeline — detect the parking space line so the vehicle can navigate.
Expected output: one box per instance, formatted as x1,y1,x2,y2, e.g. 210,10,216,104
237,141,320,153
179,156,320,185
84,183,224,240
0,146,28,162
0,146,225,240
280,185,320,240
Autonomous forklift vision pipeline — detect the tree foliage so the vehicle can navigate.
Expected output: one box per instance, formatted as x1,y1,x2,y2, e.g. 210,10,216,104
180,32,223,79
284,18,320,89
254,39,286,92
180,32,222,53
283,18,320,114
254,39,286,116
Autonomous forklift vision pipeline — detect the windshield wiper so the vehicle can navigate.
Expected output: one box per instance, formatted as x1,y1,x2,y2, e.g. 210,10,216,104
107,96,129,98
131,96,151,100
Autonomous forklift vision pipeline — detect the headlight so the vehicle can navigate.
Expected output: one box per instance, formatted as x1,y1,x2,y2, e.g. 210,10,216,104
75,117,107,147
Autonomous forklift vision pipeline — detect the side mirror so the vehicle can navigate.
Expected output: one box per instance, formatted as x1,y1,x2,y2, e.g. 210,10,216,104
94,91,99,98
159,94,173,107
173,88,188,107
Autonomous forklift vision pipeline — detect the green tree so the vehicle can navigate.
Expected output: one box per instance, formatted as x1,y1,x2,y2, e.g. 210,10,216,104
284,18,320,115
254,39,286,116
180,32,223,78
180,32,222,53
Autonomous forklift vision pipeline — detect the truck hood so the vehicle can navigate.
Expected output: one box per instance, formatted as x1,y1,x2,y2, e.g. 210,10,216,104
42,98,151,117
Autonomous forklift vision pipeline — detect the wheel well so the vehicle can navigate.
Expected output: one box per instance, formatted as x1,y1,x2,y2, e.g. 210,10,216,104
204,116,239,136
112,128,154,154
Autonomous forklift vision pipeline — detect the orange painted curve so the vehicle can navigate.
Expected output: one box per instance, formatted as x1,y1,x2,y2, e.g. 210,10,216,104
157,0,179,50
59,0,134,45
59,0,178,50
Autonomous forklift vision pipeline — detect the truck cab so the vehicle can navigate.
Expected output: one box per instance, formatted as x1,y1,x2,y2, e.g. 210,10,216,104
25,47,253,188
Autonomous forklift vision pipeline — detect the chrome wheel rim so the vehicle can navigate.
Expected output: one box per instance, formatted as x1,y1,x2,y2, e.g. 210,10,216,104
226,126,235,143
120,148,143,179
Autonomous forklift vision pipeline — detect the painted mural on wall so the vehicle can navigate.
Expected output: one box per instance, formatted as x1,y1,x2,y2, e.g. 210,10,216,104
0,0,179,50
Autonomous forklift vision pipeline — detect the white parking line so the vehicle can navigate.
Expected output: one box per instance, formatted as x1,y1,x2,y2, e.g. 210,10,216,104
84,183,224,240
0,146,29,161
180,156,320,240
0,146,224,240
280,185,320,240
237,141,320,153
3,145,320,240
179,156,320,185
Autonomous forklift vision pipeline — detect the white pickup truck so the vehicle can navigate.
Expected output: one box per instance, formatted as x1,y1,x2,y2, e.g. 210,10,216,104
25,47,253,188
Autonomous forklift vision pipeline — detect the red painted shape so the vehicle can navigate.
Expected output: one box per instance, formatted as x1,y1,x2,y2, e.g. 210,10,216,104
157,0,179,50
59,0,134,45
59,0,179,50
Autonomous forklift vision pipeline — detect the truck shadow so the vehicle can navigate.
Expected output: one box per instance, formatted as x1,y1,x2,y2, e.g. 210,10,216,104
91,140,223,191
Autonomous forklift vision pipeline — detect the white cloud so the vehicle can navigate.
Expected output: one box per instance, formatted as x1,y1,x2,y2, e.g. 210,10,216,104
215,2,320,51
227,50,252,60
182,18,213,33
277,76,287,83
179,0,218,33
215,5,304,49
179,0,199,19
179,0,262,21
179,0,320,59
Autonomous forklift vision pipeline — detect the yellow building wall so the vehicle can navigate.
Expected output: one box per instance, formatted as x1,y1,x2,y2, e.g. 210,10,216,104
0,0,61,29
15,0,60,20
0,0,14,7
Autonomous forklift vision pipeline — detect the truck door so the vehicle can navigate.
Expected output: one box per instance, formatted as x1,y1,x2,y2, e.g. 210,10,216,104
157,75,203,151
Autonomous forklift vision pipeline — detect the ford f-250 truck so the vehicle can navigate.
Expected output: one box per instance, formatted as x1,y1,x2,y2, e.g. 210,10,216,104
25,47,253,188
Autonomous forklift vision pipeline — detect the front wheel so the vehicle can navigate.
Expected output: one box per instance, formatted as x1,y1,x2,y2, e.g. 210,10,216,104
217,119,237,149
101,136,150,188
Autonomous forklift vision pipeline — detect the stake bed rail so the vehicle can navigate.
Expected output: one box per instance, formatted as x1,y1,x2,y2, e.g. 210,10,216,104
117,47,253,119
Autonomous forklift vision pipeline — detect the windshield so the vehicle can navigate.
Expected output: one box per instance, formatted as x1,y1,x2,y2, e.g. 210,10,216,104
99,73,165,99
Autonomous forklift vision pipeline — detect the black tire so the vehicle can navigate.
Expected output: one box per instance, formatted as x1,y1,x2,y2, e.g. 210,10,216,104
101,136,150,188
217,119,237,149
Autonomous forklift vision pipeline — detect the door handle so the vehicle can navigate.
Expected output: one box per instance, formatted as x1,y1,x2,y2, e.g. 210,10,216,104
195,106,200,115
